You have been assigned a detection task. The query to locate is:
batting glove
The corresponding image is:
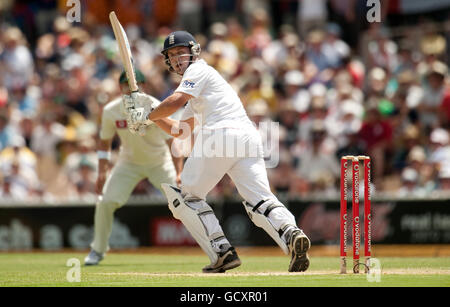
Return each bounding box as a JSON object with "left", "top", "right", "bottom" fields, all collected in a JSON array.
[
  {"left": 128, "top": 107, "right": 153, "bottom": 125},
  {"left": 122, "top": 92, "right": 158, "bottom": 135},
  {"left": 122, "top": 92, "right": 157, "bottom": 114},
  {"left": 122, "top": 94, "right": 135, "bottom": 114}
]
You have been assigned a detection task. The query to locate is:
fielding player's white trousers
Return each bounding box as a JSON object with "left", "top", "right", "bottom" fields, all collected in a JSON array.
[
  {"left": 91, "top": 159, "right": 176, "bottom": 254},
  {"left": 180, "top": 128, "right": 298, "bottom": 256}
]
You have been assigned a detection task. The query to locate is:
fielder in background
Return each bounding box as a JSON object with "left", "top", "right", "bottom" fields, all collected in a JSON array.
[
  {"left": 84, "top": 70, "right": 184, "bottom": 265},
  {"left": 127, "top": 31, "right": 311, "bottom": 273}
]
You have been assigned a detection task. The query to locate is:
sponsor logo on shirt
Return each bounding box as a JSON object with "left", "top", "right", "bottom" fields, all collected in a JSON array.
[
  {"left": 115, "top": 120, "right": 128, "bottom": 129},
  {"left": 182, "top": 80, "right": 195, "bottom": 89}
]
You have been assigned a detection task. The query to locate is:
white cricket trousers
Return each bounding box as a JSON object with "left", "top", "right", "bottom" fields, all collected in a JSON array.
[
  {"left": 180, "top": 127, "right": 297, "bottom": 235},
  {"left": 91, "top": 159, "right": 176, "bottom": 254}
]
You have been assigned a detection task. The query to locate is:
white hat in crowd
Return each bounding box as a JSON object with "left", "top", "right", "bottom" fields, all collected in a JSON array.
[{"left": 430, "top": 128, "right": 449, "bottom": 145}]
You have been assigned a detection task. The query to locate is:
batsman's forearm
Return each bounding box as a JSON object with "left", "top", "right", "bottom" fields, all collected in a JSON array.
[
  {"left": 148, "top": 93, "right": 187, "bottom": 121},
  {"left": 154, "top": 118, "right": 184, "bottom": 138}
]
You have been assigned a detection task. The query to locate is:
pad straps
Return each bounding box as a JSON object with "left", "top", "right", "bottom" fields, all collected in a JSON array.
[{"left": 247, "top": 200, "right": 285, "bottom": 217}]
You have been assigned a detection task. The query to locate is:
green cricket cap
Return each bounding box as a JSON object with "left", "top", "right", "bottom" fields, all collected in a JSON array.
[{"left": 119, "top": 70, "right": 146, "bottom": 84}]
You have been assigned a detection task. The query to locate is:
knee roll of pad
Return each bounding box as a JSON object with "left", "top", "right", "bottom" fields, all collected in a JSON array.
[
  {"left": 161, "top": 183, "right": 183, "bottom": 219},
  {"left": 161, "top": 183, "right": 227, "bottom": 263},
  {"left": 243, "top": 199, "right": 296, "bottom": 255}
]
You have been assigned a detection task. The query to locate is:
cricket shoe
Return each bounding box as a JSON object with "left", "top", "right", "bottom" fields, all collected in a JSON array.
[
  {"left": 84, "top": 249, "right": 104, "bottom": 266},
  {"left": 288, "top": 229, "right": 311, "bottom": 272},
  {"left": 202, "top": 245, "right": 241, "bottom": 273}
]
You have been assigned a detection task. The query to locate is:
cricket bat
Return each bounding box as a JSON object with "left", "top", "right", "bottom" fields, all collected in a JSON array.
[
  {"left": 109, "top": 11, "right": 138, "bottom": 93},
  {"left": 110, "top": 11, "right": 147, "bottom": 136}
]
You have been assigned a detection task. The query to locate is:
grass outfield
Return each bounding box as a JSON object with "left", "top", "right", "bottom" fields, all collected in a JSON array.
[{"left": 0, "top": 247, "right": 449, "bottom": 287}]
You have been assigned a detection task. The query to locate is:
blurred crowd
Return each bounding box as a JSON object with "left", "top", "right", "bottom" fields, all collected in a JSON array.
[{"left": 0, "top": 0, "right": 449, "bottom": 203}]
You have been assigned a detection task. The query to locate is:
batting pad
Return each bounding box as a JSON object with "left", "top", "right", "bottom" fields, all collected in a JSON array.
[
  {"left": 243, "top": 200, "right": 297, "bottom": 254},
  {"left": 161, "top": 183, "right": 229, "bottom": 264}
]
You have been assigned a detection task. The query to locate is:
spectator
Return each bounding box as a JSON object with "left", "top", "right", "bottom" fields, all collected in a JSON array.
[
  {"left": 9, "top": 85, "right": 40, "bottom": 117},
  {"left": 407, "top": 145, "right": 427, "bottom": 173},
  {"left": 335, "top": 129, "right": 365, "bottom": 159},
  {"left": 0, "top": 113, "right": 19, "bottom": 150},
  {"left": 366, "top": 27, "right": 398, "bottom": 74},
  {"left": 389, "top": 69, "right": 422, "bottom": 127},
  {"left": 440, "top": 85, "right": 450, "bottom": 129},
  {"left": 329, "top": 99, "right": 363, "bottom": 150},
  {"left": 30, "top": 112, "right": 67, "bottom": 195},
  {"left": 428, "top": 127, "right": 450, "bottom": 185},
  {"left": 74, "top": 157, "right": 97, "bottom": 201},
  {"left": 0, "top": 27, "right": 34, "bottom": 91},
  {"left": 418, "top": 61, "right": 448, "bottom": 130},
  {"left": 330, "top": 70, "right": 364, "bottom": 104},
  {"left": 357, "top": 102, "right": 393, "bottom": 186},
  {"left": 391, "top": 124, "right": 422, "bottom": 171},
  {"left": 0, "top": 135, "right": 40, "bottom": 200},
  {"left": 328, "top": 0, "right": 359, "bottom": 47},
  {"left": 296, "top": 120, "right": 340, "bottom": 193},
  {"left": 393, "top": 39, "right": 416, "bottom": 76},
  {"left": 268, "top": 149, "right": 299, "bottom": 196},
  {"left": 283, "top": 70, "right": 310, "bottom": 114},
  {"left": 243, "top": 8, "right": 272, "bottom": 57},
  {"left": 239, "top": 58, "right": 276, "bottom": 112},
  {"left": 296, "top": 0, "right": 328, "bottom": 40},
  {"left": 0, "top": 135, "right": 36, "bottom": 173},
  {"left": 0, "top": 175, "right": 30, "bottom": 202},
  {"left": 31, "top": 113, "right": 66, "bottom": 162},
  {"left": 245, "top": 99, "right": 279, "bottom": 166},
  {"left": 18, "top": 115, "right": 34, "bottom": 148},
  {"left": 305, "top": 29, "right": 330, "bottom": 73},
  {"left": 322, "top": 23, "right": 351, "bottom": 69},
  {"left": 208, "top": 22, "right": 239, "bottom": 63},
  {"left": 177, "top": 0, "right": 203, "bottom": 35},
  {"left": 262, "top": 27, "right": 302, "bottom": 70},
  {"left": 417, "top": 31, "right": 446, "bottom": 78},
  {"left": 396, "top": 167, "right": 427, "bottom": 198},
  {"left": 278, "top": 102, "right": 301, "bottom": 149},
  {"left": 63, "top": 137, "right": 97, "bottom": 186},
  {"left": 206, "top": 22, "right": 240, "bottom": 79},
  {"left": 438, "top": 164, "right": 450, "bottom": 191},
  {"left": 299, "top": 95, "right": 330, "bottom": 143},
  {"left": 406, "top": 145, "right": 436, "bottom": 194},
  {"left": 365, "top": 67, "right": 388, "bottom": 102},
  {"left": 224, "top": 17, "right": 246, "bottom": 55},
  {"left": 247, "top": 99, "right": 271, "bottom": 126}
]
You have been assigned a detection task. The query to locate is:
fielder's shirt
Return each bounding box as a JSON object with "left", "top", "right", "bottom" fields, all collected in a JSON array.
[{"left": 100, "top": 96, "right": 172, "bottom": 166}]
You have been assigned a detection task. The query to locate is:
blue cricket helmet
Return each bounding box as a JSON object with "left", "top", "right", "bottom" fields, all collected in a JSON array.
[{"left": 161, "top": 31, "right": 201, "bottom": 73}]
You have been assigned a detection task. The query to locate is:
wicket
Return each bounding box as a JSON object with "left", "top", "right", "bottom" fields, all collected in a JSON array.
[{"left": 340, "top": 155, "right": 371, "bottom": 274}]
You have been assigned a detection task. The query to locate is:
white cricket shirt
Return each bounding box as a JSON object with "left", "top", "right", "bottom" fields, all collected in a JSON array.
[
  {"left": 100, "top": 96, "right": 172, "bottom": 166},
  {"left": 175, "top": 59, "right": 254, "bottom": 130}
]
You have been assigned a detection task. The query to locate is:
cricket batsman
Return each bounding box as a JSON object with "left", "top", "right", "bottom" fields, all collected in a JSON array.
[
  {"left": 126, "top": 31, "right": 310, "bottom": 273},
  {"left": 84, "top": 70, "right": 183, "bottom": 265}
]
